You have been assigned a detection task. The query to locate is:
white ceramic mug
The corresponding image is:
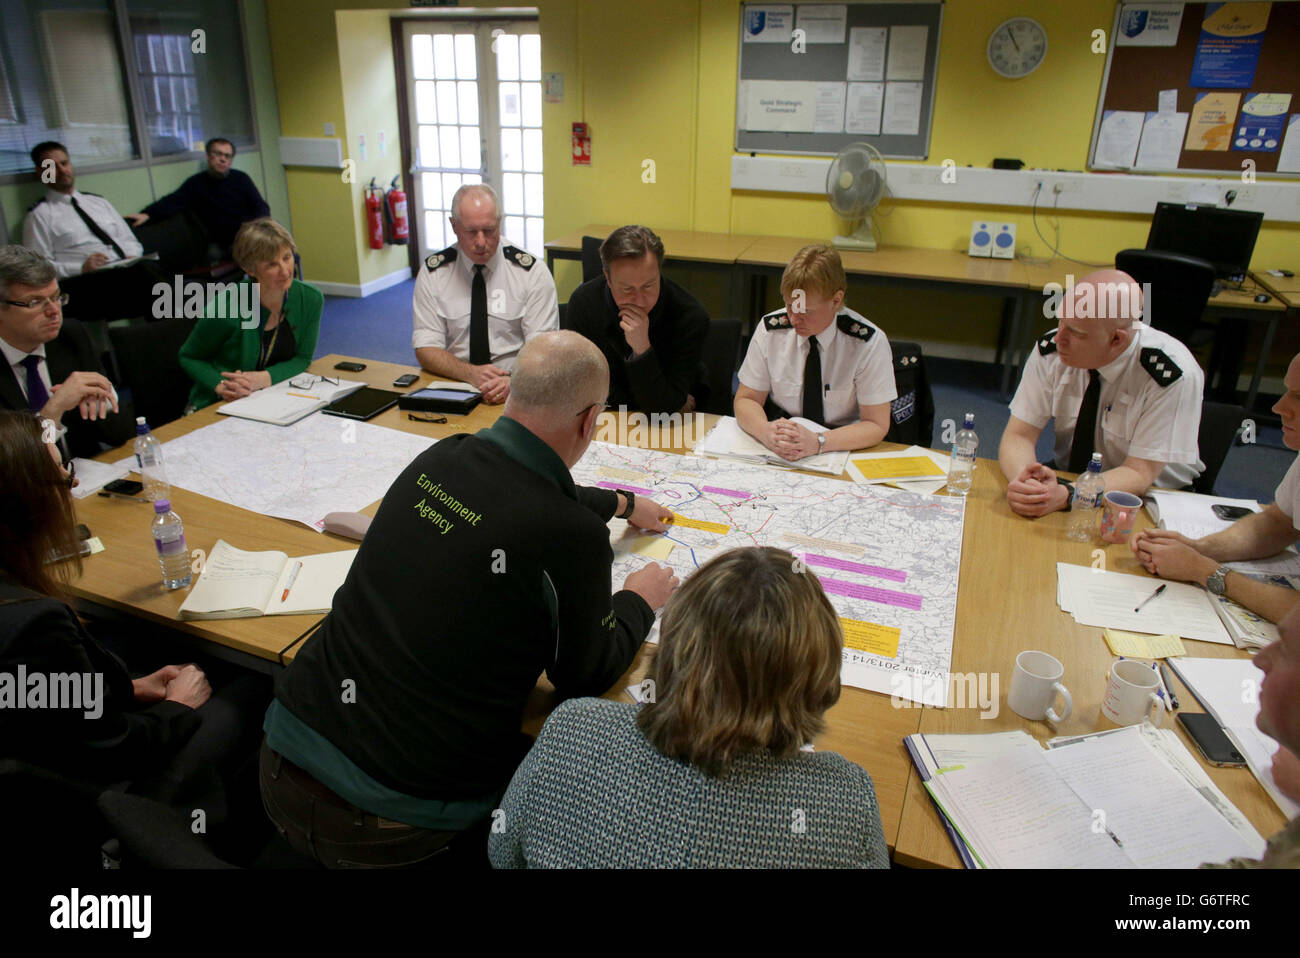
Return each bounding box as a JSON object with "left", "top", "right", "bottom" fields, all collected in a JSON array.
[
  {"left": 1008, "top": 650, "right": 1073, "bottom": 723},
  {"left": 1101, "top": 659, "right": 1168, "bottom": 727}
]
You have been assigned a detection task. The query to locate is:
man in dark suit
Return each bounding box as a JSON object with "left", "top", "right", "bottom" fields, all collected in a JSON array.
[{"left": 0, "top": 245, "right": 133, "bottom": 458}]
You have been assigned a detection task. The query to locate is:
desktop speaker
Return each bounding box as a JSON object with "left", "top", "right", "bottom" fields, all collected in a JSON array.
[{"left": 969, "top": 221, "right": 1017, "bottom": 259}]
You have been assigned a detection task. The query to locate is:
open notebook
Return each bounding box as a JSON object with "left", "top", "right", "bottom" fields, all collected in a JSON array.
[
  {"left": 178, "top": 539, "right": 357, "bottom": 619},
  {"left": 217, "top": 376, "right": 366, "bottom": 426},
  {"left": 693, "top": 416, "right": 850, "bottom": 476}
]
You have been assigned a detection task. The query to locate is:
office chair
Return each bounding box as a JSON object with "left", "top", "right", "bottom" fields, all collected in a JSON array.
[
  {"left": 1192, "top": 400, "right": 1245, "bottom": 495},
  {"left": 132, "top": 209, "right": 239, "bottom": 280},
  {"left": 884, "top": 341, "right": 935, "bottom": 448},
  {"left": 581, "top": 235, "right": 604, "bottom": 283},
  {"left": 107, "top": 317, "right": 198, "bottom": 428},
  {"left": 1115, "top": 248, "right": 1225, "bottom": 393},
  {"left": 696, "top": 318, "right": 743, "bottom": 415}
]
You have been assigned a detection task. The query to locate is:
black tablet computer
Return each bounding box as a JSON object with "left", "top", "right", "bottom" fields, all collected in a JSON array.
[
  {"left": 397, "top": 386, "right": 482, "bottom": 415},
  {"left": 320, "top": 386, "right": 401, "bottom": 421}
]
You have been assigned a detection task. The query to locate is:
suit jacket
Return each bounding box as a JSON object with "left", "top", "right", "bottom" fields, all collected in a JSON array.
[{"left": 0, "top": 318, "right": 135, "bottom": 458}]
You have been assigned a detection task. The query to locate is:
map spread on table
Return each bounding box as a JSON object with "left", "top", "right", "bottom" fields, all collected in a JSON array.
[{"left": 575, "top": 442, "right": 966, "bottom": 706}]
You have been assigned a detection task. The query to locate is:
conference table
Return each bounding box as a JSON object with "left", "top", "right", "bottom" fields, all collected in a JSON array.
[{"left": 70, "top": 352, "right": 1287, "bottom": 867}]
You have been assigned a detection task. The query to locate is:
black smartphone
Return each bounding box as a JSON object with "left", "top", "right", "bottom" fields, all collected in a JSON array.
[
  {"left": 1211, "top": 504, "right": 1253, "bottom": 521},
  {"left": 334, "top": 361, "right": 366, "bottom": 372},
  {"left": 1178, "top": 713, "right": 1246, "bottom": 767},
  {"left": 99, "top": 479, "right": 145, "bottom": 499},
  {"left": 392, "top": 373, "right": 419, "bottom": 388}
]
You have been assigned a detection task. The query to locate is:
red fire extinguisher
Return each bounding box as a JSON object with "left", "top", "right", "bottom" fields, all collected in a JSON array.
[
  {"left": 384, "top": 175, "right": 409, "bottom": 246},
  {"left": 365, "top": 179, "right": 384, "bottom": 250}
]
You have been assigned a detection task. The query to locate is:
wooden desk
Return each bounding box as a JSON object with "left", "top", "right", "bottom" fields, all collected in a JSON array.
[
  {"left": 891, "top": 486, "right": 1287, "bottom": 868},
  {"left": 738, "top": 236, "right": 1031, "bottom": 393},
  {"left": 1255, "top": 270, "right": 1300, "bottom": 310},
  {"left": 1020, "top": 261, "right": 1289, "bottom": 413}
]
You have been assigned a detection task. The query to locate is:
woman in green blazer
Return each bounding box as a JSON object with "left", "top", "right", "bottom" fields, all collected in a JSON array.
[{"left": 178, "top": 218, "right": 323, "bottom": 410}]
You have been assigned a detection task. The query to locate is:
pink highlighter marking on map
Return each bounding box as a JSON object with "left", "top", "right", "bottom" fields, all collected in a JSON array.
[
  {"left": 596, "top": 481, "right": 656, "bottom": 497},
  {"left": 817, "top": 576, "right": 922, "bottom": 610},
  {"left": 701, "top": 486, "right": 752, "bottom": 500},
  {"left": 803, "top": 553, "right": 906, "bottom": 583}
]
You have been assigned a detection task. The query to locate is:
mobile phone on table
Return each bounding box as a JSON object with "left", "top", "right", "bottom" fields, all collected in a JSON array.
[
  {"left": 98, "top": 479, "right": 145, "bottom": 499},
  {"left": 1178, "top": 712, "right": 1246, "bottom": 767},
  {"left": 392, "top": 373, "right": 420, "bottom": 388},
  {"left": 1211, "top": 504, "right": 1253, "bottom": 521},
  {"left": 334, "top": 361, "right": 366, "bottom": 372}
]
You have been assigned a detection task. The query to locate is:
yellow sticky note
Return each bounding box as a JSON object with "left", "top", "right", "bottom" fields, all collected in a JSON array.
[
  {"left": 668, "top": 514, "right": 730, "bottom": 535},
  {"left": 851, "top": 456, "right": 945, "bottom": 480},
  {"left": 839, "top": 618, "right": 902, "bottom": 657},
  {"left": 629, "top": 535, "right": 674, "bottom": 560},
  {"left": 1103, "top": 628, "right": 1187, "bottom": 659}
]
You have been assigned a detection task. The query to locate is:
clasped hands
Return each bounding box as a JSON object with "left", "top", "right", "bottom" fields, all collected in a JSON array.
[
  {"left": 1006, "top": 463, "right": 1070, "bottom": 517},
  {"left": 215, "top": 369, "right": 272, "bottom": 401},
  {"left": 469, "top": 364, "right": 511, "bottom": 405},
  {"left": 763, "top": 418, "right": 819, "bottom": 461},
  {"left": 1130, "top": 528, "right": 1218, "bottom": 583},
  {"left": 44, "top": 371, "right": 118, "bottom": 422}
]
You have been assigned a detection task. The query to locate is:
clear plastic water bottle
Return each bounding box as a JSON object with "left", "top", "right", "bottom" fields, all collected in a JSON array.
[
  {"left": 946, "top": 412, "right": 978, "bottom": 496},
  {"left": 1067, "top": 453, "right": 1105, "bottom": 542},
  {"left": 152, "top": 499, "right": 192, "bottom": 590},
  {"left": 133, "top": 417, "right": 170, "bottom": 502}
]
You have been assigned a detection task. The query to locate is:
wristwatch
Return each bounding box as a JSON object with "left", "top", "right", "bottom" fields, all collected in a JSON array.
[
  {"left": 1056, "top": 477, "right": 1075, "bottom": 508},
  {"left": 615, "top": 489, "right": 636, "bottom": 520},
  {"left": 1206, "top": 565, "right": 1231, "bottom": 595},
  {"left": 816, "top": 433, "right": 826, "bottom": 452}
]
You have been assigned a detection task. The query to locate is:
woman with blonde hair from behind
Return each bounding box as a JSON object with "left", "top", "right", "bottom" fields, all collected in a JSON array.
[{"left": 489, "top": 546, "right": 889, "bottom": 868}]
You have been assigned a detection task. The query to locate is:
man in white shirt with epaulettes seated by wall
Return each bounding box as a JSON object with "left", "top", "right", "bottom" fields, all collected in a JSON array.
[{"left": 998, "top": 268, "right": 1204, "bottom": 517}]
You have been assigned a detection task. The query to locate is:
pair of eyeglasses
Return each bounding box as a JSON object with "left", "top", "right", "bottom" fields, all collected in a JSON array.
[
  {"left": 407, "top": 412, "right": 448, "bottom": 424},
  {"left": 288, "top": 374, "right": 339, "bottom": 390},
  {"left": 5, "top": 293, "right": 69, "bottom": 311},
  {"left": 576, "top": 401, "right": 611, "bottom": 418},
  {"left": 208, "top": 150, "right": 234, "bottom": 159}
]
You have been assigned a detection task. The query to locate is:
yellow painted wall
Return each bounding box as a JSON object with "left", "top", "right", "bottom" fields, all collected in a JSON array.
[{"left": 265, "top": 0, "right": 1298, "bottom": 359}]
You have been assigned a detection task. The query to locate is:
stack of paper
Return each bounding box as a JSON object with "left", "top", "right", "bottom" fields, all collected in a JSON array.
[
  {"left": 1146, "top": 490, "right": 1300, "bottom": 577},
  {"left": 217, "top": 376, "right": 366, "bottom": 426},
  {"left": 911, "top": 725, "right": 1267, "bottom": 868},
  {"left": 846, "top": 446, "right": 952, "bottom": 495},
  {"left": 1210, "top": 593, "right": 1280, "bottom": 649},
  {"left": 69, "top": 457, "right": 132, "bottom": 498},
  {"left": 1056, "top": 563, "right": 1231, "bottom": 644},
  {"left": 693, "top": 415, "right": 849, "bottom": 476},
  {"left": 1167, "top": 656, "right": 1299, "bottom": 818}
]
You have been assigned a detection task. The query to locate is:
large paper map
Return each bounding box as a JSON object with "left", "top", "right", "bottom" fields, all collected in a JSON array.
[
  {"left": 142, "top": 415, "right": 435, "bottom": 530},
  {"left": 574, "top": 442, "right": 966, "bottom": 706}
]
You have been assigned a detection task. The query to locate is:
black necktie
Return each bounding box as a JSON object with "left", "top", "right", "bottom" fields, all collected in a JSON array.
[
  {"left": 70, "top": 195, "right": 125, "bottom": 260},
  {"left": 1067, "top": 369, "right": 1101, "bottom": 474},
  {"left": 802, "top": 337, "right": 824, "bottom": 425},
  {"left": 469, "top": 264, "right": 489, "bottom": 365},
  {"left": 20, "top": 355, "right": 50, "bottom": 412}
]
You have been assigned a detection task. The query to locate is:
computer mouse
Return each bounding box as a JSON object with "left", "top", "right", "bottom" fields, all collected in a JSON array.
[{"left": 1255, "top": 293, "right": 1272, "bottom": 303}]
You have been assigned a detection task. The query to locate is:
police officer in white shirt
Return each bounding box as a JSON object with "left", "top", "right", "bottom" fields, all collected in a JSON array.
[
  {"left": 22, "top": 142, "right": 163, "bottom": 322},
  {"left": 735, "top": 245, "right": 896, "bottom": 460},
  {"left": 412, "top": 183, "right": 558, "bottom": 405},
  {"left": 1000, "top": 268, "right": 1204, "bottom": 517},
  {"left": 1130, "top": 351, "right": 1300, "bottom": 625}
]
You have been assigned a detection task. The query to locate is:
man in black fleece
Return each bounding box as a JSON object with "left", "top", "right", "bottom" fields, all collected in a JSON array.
[{"left": 260, "top": 330, "right": 678, "bottom": 867}]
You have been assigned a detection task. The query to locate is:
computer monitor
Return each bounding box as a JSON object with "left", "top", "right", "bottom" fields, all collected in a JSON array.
[{"left": 1145, "top": 202, "right": 1264, "bottom": 282}]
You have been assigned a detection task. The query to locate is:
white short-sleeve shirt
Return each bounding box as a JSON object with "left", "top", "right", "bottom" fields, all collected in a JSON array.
[
  {"left": 22, "top": 189, "right": 143, "bottom": 280},
  {"left": 411, "top": 241, "right": 558, "bottom": 371},
  {"left": 737, "top": 306, "right": 896, "bottom": 428},
  {"left": 1008, "top": 322, "right": 1204, "bottom": 488},
  {"left": 1273, "top": 455, "right": 1300, "bottom": 525}
]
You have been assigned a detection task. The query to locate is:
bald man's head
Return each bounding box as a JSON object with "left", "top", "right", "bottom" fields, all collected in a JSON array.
[
  {"left": 1055, "top": 269, "right": 1144, "bottom": 370},
  {"left": 507, "top": 330, "right": 609, "bottom": 419}
]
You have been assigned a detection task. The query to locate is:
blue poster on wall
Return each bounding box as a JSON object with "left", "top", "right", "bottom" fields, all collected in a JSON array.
[
  {"left": 1189, "top": 2, "right": 1271, "bottom": 89},
  {"left": 1232, "top": 92, "right": 1292, "bottom": 151}
]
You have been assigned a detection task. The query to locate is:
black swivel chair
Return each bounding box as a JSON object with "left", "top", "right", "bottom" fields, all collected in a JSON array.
[
  {"left": 1115, "top": 248, "right": 1220, "bottom": 390},
  {"left": 1192, "top": 400, "right": 1246, "bottom": 495},
  {"left": 884, "top": 340, "right": 935, "bottom": 448},
  {"left": 580, "top": 235, "right": 604, "bottom": 283},
  {"left": 132, "top": 208, "right": 239, "bottom": 280},
  {"left": 696, "top": 318, "right": 743, "bottom": 415},
  {"left": 107, "top": 317, "right": 198, "bottom": 428}
]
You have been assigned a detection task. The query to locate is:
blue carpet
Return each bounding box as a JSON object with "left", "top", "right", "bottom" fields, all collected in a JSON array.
[{"left": 316, "top": 286, "right": 1291, "bottom": 504}]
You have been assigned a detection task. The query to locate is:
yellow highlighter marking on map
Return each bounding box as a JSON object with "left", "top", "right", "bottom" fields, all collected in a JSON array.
[
  {"left": 850, "top": 456, "right": 945, "bottom": 480},
  {"left": 839, "top": 618, "right": 902, "bottom": 658},
  {"left": 668, "top": 514, "right": 730, "bottom": 535}
]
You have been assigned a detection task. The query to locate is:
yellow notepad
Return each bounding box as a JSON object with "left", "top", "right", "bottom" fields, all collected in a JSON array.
[
  {"left": 1103, "top": 628, "right": 1187, "bottom": 659},
  {"left": 850, "top": 455, "right": 946, "bottom": 480}
]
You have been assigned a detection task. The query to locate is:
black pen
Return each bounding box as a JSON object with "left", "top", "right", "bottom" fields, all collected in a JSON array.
[
  {"left": 1134, "top": 583, "right": 1166, "bottom": 612},
  {"left": 1159, "top": 663, "right": 1180, "bottom": 709}
]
